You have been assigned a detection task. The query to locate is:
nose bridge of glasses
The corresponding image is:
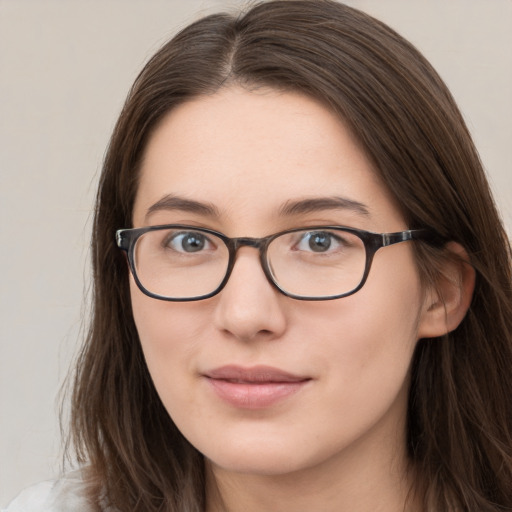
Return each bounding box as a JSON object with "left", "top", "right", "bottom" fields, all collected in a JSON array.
[
  {"left": 228, "top": 236, "right": 271, "bottom": 279},
  {"left": 224, "top": 236, "right": 273, "bottom": 290},
  {"left": 231, "top": 237, "right": 265, "bottom": 252}
]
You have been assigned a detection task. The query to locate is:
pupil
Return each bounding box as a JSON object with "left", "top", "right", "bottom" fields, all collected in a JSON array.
[
  {"left": 182, "top": 233, "right": 205, "bottom": 252},
  {"left": 309, "top": 233, "right": 331, "bottom": 252}
]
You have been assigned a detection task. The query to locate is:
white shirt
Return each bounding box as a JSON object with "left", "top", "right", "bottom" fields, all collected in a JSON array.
[{"left": 2, "top": 470, "right": 97, "bottom": 512}]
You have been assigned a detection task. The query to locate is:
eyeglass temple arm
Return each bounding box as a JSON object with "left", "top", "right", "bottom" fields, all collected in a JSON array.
[
  {"left": 381, "top": 229, "right": 444, "bottom": 247},
  {"left": 116, "top": 230, "right": 131, "bottom": 250}
]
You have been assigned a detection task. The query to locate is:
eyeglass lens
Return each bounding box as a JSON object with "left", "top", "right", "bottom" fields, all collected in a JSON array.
[{"left": 132, "top": 227, "right": 367, "bottom": 299}]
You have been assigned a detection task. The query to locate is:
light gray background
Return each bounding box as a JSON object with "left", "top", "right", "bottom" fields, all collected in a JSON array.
[{"left": 1, "top": 0, "right": 511, "bottom": 505}]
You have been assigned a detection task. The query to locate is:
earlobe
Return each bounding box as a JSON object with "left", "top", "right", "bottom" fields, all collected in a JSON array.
[{"left": 417, "top": 242, "right": 476, "bottom": 339}]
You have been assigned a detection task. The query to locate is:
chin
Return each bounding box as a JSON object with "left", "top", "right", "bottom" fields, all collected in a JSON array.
[
  {"left": 196, "top": 429, "right": 332, "bottom": 478},
  {"left": 207, "top": 451, "right": 311, "bottom": 477}
]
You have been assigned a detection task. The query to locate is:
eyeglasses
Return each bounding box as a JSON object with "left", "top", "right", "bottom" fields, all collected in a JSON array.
[{"left": 116, "top": 224, "right": 439, "bottom": 301}]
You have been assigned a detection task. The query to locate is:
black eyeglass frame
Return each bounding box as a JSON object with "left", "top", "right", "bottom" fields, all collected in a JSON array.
[{"left": 116, "top": 224, "right": 442, "bottom": 302}]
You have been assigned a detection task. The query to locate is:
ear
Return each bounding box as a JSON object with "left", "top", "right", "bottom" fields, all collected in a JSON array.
[{"left": 417, "top": 242, "right": 476, "bottom": 339}]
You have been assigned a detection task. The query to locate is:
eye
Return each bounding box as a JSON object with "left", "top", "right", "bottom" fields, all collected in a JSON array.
[
  {"left": 296, "top": 231, "right": 344, "bottom": 253},
  {"left": 164, "top": 230, "right": 214, "bottom": 253}
]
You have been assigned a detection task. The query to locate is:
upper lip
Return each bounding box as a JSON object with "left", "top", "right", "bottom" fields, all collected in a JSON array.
[{"left": 204, "top": 365, "right": 310, "bottom": 383}]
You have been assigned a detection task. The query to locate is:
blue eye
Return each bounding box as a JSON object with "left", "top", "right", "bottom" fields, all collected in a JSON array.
[
  {"left": 297, "top": 231, "right": 342, "bottom": 253},
  {"left": 308, "top": 232, "right": 332, "bottom": 252},
  {"left": 166, "top": 231, "right": 212, "bottom": 253}
]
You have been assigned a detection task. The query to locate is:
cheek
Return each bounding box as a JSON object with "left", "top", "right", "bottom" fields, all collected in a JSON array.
[
  {"left": 295, "top": 247, "right": 424, "bottom": 399},
  {"left": 353, "top": 257, "right": 423, "bottom": 384},
  {"left": 129, "top": 278, "right": 206, "bottom": 392},
  {"left": 294, "top": 296, "right": 418, "bottom": 399}
]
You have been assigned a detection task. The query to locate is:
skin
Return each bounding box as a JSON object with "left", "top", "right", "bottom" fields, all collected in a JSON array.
[{"left": 130, "top": 86, "right": 444, "bottom": 511}]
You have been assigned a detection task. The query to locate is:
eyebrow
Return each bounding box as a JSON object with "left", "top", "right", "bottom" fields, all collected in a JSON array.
[
  {"left": 278, "top": 196, "right": 371, "bottom": 217},
  {"left": 145, "top": 194, "right": 370, "bottom": 222},
  {"left": 146, "top": 194, "right": 221, "bottom": 220}
]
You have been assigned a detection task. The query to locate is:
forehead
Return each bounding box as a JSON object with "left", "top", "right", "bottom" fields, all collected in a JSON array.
[{"left": 133, "top": 86, "right": 403, "bottom": 232}]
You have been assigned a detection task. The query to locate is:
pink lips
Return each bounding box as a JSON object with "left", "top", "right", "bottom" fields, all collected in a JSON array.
[{"left": 203, "top": 365, "right": 311, "bottom": 409}]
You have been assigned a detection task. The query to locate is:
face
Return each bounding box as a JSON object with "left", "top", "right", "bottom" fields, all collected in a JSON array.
[{"left": 130, "top": 87, "right": 432, "bottom": 481}]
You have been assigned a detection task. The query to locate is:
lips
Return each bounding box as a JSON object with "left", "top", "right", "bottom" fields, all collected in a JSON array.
[{"left": 203, "top": 365, "right": 311, "bottom": 409}]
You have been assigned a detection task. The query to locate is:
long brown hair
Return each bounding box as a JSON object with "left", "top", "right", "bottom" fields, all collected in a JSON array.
[{"left": 69, "top": 1, "right": 512, "bottom": 510}]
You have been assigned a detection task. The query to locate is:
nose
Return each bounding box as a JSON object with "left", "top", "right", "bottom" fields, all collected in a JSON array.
[{"left": 213, "top": 247, "right": 288, "bottom": 342}]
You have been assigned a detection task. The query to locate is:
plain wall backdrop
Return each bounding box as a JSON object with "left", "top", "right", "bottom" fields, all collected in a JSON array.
[{"left": 1, "top": 0, "right": 511, "bottom": 505}]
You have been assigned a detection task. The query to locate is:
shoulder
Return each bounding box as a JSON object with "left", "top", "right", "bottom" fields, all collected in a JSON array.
[{"left": 2, "top": 469, "right": 99, "bottom": 512}]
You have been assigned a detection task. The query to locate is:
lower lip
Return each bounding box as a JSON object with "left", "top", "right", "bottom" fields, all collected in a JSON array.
[{"left": 206, "top": 378, "right": 309, "bottom": 409}]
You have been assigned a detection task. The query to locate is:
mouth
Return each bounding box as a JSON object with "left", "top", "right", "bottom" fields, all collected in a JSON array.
[{"left": 203, "top": 365, "right": 312, "bottom": 409}]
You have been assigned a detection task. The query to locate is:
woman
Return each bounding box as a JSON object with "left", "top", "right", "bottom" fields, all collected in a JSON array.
[{"left": 5, "top": 1, "right": 511, "bottom": 511}]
